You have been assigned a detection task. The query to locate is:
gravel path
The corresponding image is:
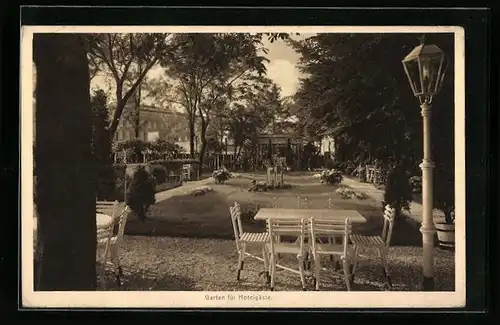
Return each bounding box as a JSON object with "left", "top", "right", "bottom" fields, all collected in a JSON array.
[{"left": 101, "top": 236, "right": 455, "bottom": 292}]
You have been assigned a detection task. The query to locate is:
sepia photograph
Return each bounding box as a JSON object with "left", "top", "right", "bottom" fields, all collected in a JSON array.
[{"left": 21, "top": 25, "right": 466, "bottom": 309}]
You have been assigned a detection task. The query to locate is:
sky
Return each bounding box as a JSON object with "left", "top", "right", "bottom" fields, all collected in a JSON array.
[{"left": 90, "top": 33, "right": 315, "bottom": 104}]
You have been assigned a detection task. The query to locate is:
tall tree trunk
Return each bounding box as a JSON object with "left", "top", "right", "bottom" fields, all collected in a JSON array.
[
  {"left": 34, "top": 34, "right": 96, "bottom": 290},
  {"left": 189, "top": 118, "right": 195, "bottom": 158},
  {"left": 198, "top": 121, "right": 208, "bottom": 177},
  {"left": 133, "top": 85, "right": 141, "bottom": 140}
]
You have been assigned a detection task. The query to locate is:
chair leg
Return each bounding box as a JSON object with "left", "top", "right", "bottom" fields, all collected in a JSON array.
[
  {"left": 270, "top": 255, "right": 277, "bottom": 291},
  {"left": 314, "top": 254, "right": 320, "bottom": 291},
  {"left": 262, "top": 245, "right": 270, "bottom": 284},
  {"left": 236, "top": 245, "right": 245, "bottom": 280},
  {"left": 110, "top": 245, "right": 122, "bottom": 286},
  {"left": 342, "top": 257, "right": 352, "bottom": 291},
  {"left": 379, "top": 249, "right": 392, "bottom": 289},
  {"left": 297, "top": 254, "right": 306, "bottom": 291},
  {"left": 350, "top": 245, "right": 359, "bottom": 282}
]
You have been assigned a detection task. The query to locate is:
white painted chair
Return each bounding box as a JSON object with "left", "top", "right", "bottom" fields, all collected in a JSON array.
[
  {"left": 96, "top": 200, "right": 119, "bottom": 219},
  {"left": 96, "top": 217, "right": 114, "bottom": 289},
  {"left": 100, "top": 205, "right": 130, "bottom": 286},
  {"left": 229, "top": 202, "right": 270, "bottom": 283},
  {"left": 309, "top": 218, "right": 353, "bottom": 291},
  {"left": 182, "top": 164, "right": 191, "bottom": 181},
  {"left": 349, "top": 205, "right": 396, "bottom": 288},
  {"left": 266, "top": 218, "right": 308, "bottom": 291}
]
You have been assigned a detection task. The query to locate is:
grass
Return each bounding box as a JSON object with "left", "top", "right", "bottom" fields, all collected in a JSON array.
[{"left": 125, "top": 173, "right": 386, "bottom": 240}]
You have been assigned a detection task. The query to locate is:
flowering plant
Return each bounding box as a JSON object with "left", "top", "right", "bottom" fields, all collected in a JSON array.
[
  {"left": 319, "top": 169, "right": 343, "bottom": 185},
  {"left": 335, "top": 187, "right": 366, "bottom": 200},
  {"left": 212, "top": 167, "right": 232, "bottom": 184}
]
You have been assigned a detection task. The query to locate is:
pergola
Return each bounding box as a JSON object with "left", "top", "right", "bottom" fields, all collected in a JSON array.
[{"left": 255, "top": 133, "right": 303, "bottom": 170}]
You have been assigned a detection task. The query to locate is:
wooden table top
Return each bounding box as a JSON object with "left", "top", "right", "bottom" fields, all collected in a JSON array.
[{"left": 254, "top": 208, "right": 367, "bottom": 223}]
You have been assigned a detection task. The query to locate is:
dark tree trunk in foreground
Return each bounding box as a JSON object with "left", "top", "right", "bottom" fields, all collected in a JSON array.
[{"left": 34, "top": 34, "right": 96, "bottom": 290}]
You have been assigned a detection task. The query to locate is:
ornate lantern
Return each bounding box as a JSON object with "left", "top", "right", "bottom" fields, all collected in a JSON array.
[{"left": 402, "top": 36, "right": 448, "bottom": 104}]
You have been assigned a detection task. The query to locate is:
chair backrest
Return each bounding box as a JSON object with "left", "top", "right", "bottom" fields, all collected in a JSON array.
[
  {"left": 114, "top": 205, "right": 130, "bottom": 241},
  {"left": 381, "top": 205, "right": 396, "bottom": 247},
  {"left": 96, "top": 218, "right": 114, "bottom": 259},
  {"left": 229, "top": 202, "right": 244, "bottom": 250},
  {"left": 267, "top": 218, "right": 307, "bottom": 255},
  {"left": 310, "top": 218, "right": 352, "bottom": 256},
  {"left": 96, "top": 200, "right": 119, "bottom": 218}
]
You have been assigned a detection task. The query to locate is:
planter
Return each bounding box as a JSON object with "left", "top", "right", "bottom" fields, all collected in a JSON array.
[{"left": 435, "top": 222, "right": 455, "bottom": 248}]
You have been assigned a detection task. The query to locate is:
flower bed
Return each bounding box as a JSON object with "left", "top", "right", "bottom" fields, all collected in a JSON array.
[
  {"left": 212, "top": 167, "right": 232, "bottom": 184},
  {"left": 319, "top": 169, "right": 343, "bottom": 185},
  {"left": 335, "top": 186, "right": 366, "bottom": 200}
]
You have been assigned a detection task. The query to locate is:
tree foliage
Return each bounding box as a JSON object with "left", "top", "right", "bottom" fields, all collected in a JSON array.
[
  {"left": 292, "top": 33, "right": 454, "bottom": 166},
  {"left": 86, "top": 33, "right": 183, "bottom": 139},
  {"left": 292, "top": 33, "right": 455, "bottom": 213}
]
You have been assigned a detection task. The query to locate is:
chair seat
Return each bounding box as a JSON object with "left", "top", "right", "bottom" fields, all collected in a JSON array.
[
  {"left": 312, "top": 243, "right": 345, "bottom": 255},
  {"left": 98, "top": 236, "right": 118, "bottom": 246},
  {"left": 266, "top": 242, "right": 307, "bottom": 255},
  {"left": 350, "top": 234, "right": 385, "bottom": 246},
  {"left": 239, "top": 232, "right": 269, "bottom": 243}
]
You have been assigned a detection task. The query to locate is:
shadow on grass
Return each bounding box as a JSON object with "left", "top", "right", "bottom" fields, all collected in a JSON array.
[{"left": 125, "top": 191, "right": 265, "bottom": 239}]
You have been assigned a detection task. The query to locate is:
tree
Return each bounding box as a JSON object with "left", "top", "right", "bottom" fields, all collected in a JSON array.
[
  {"left": 91, "top": 89, "right": 115, "bottom": 200},
  {"left": 291, "top": 33, "right": 454, "bottom": 170},
  {"left": 159, "top": 33, "right": 271, "bottom": 176},
  {"left": 34, "top": 34, "right": 96, "bottom": 290},
  {"left": 86, "top": 33, "right": 184, "bottom": 139}
]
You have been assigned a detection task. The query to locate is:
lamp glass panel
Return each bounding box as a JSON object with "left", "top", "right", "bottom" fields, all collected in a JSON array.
[
  {"left": 403, "top": 58, "right": 422, "bottom": 95},
  {"left": 420, "top": 55, "right": 443, "bottom": 94}
]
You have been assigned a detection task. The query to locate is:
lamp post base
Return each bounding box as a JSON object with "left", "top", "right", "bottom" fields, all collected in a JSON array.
[{"left": 422, "top": 276, "right": 435, "bottom": 291}]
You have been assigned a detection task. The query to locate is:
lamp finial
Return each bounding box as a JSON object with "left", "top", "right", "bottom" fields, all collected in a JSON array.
[{"left": 419, "top": 34, "right": 426, "bottom": 45}]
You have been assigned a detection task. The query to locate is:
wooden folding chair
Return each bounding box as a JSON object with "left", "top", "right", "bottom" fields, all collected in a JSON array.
[
  {"left": 309, "top": 217, "right": 353, "bottom": 291},
  {"left": 229, "top": 202, "right": 270, "bottom": 283},
  {"left": 349, "top": 205, "right": 396, "bottom": 288},
  {"left": 267, "top": 218, "right": 308, "bottom": 291},
  {"left": 96, "top": 218, "right": 114, "bottom": 289}
]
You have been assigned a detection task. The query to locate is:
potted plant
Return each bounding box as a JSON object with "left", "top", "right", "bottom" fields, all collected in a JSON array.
[{"left": 434, "top": 168, "right": 455, "bottom": 248}]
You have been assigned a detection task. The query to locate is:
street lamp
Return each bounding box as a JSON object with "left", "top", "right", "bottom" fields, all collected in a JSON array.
[{"left": 402, "top": 36, "right": 448, "bottom": 291}]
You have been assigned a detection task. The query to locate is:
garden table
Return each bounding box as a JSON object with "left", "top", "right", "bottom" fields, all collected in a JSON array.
[
  {"left": 34, "top": 213, "right": 113, "bottom": 242},
  {"left": 254, "top": 208, "right": 367, "bottom": 223}
]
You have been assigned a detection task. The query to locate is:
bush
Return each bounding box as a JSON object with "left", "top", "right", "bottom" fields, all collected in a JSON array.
[
  {"left": 150, "top": 164, "right": 167, "bottom": 185},
  {"left": 383, "top": 163, "right": 413, "bottom": 219},
  {"left": 212, "top": 167, "right": 232, "bottom": 184},
  {"left": 125, "top": 165, "right": 156, "bottom": 222},
  {"left": 409, "top": 175, "right": 422, "bottom": 194},
  {"left": 319, "top": 169, "right": 343, "bottom": 185},
  {"left": 434, "top": 166, "right": 455, "bottom": 224}
]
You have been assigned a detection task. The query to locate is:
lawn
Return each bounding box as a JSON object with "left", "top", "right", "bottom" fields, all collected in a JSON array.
[{"left": 101, "top": 171, "right": 454, "bottom": 292}]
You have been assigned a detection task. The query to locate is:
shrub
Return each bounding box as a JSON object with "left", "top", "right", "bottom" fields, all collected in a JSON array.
[
  {"left": 212, "top": 167, "right": 232, "bottom": 184},
  {"left": 383, "top": 163, "right": 413, "bottom": 219},
  {"left": 319, "top": 169, "right": 343, "bottom": 185},
  {"left": 434, "top": 166, "right": 455, "bottom": 224},
  {"left": 409, "top": 175, "right": 422, "bottom": 194},
  {"left": 125, "top": 165, "right": 156, "bottom": 222},
  {"left": 150, "top": 164, "right": 167, "bottom": 185}
]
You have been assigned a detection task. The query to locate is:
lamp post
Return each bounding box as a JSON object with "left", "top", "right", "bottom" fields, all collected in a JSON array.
[{"left": 402, "top": 36, "right": 448, "bottom": 291}]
